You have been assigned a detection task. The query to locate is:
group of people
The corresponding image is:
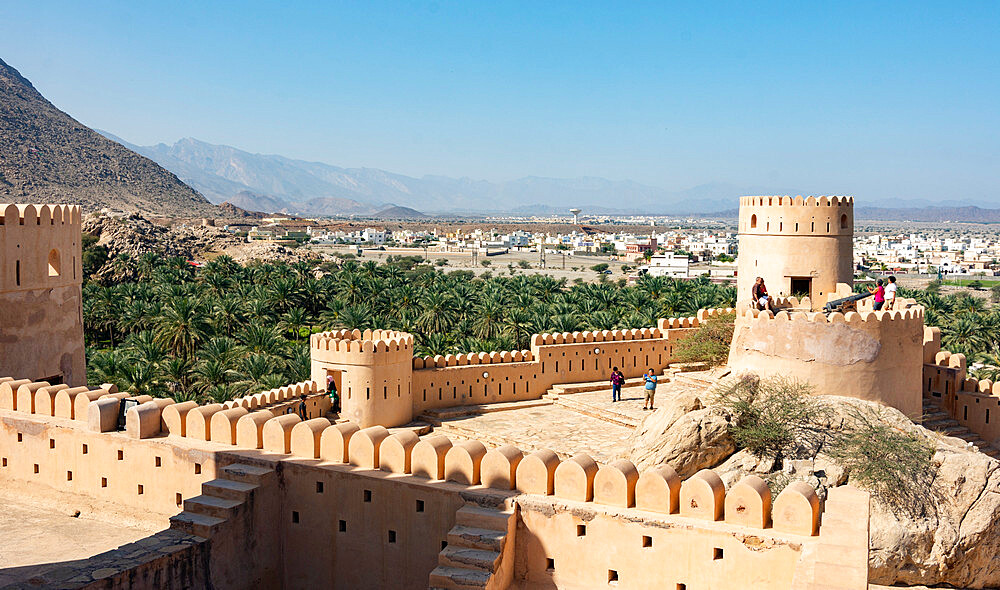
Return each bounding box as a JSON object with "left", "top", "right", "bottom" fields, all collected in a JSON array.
[
  {"left": 867, "top": 276, "right": 898, "bottom": 311},
  {"left": 609, "top": 367, "right": 658, "bottom": 411},
  {"left": 751, "top": 275, "right": 898, "bottom": 311}
]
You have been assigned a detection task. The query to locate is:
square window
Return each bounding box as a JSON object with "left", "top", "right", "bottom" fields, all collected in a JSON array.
[
  {"left": 388, "top": 530, "right": 396, "bottom": 543},
  {"left": 101, "top": 477, "right": 108, "bottom": 488},
  {"left": 338, "top": 520, "right": 347, "bottom": 532},
  {"left": 713, "top": 547, "right": 724, "bottom": 560},
  {"left": 576, "top": 524, "right": 586, "bottom": 537},
  {"left": 117, "top": 450, "right": 124, "bottom": 461},
  {"left": 416, "top": 499, "right": 425, "bottom": 512},
  {"left": 608, "top": 570, "right": 619, "bottom": 584},
  {"left": 137, "top": 484, "right": 144, "bottom": 495},
  {"left": 316, "top": 481, "right": 324, "bottom": 493},
  {"left": 155, "top": 457, "right": 162, "bottom": 467},
  {"left": 82, "top": 444, "right": 88, "bottom": 454},
  {"left": 546, "top": 558, "right": 555, "bottom": 571},
  {"left": 642, "top": 535, "right": 652, "bottom": 548},
  {"left": 292, "top": 511, "right": 300, "bottom": 523},
  {"left": 49, "top": 438, "right": 55, "bottom": 449},
  {"left": 194, "top": 463, "right": 202, "bottom": 475},
  {"left": 67, "top": 471, "right": 72, "bottom": 481},
  {"left": 363, "top": 489, "right": 372, "bottom": 502}
]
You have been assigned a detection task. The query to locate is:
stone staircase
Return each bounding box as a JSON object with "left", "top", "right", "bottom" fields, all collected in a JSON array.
[
  {"left": 429, "top": 500, "right": 516, "bottom": 590},
  {"left": 922, "top": 398, "right": 1000, "bottom": 459},
  {"left": 169, "top": 463, "right": 275, "bottom": 539}
]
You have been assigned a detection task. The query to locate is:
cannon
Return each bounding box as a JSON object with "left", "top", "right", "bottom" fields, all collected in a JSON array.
[{"left": 823, "top": 291, "right": 872, "bottom": 314}]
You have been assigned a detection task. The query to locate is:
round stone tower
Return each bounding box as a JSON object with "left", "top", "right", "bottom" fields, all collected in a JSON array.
[
  {"left": 310, "top": 329, "right": 414, "bottom": 428},
  {"left": 736, "top": 196, "right": 854, "bottom": 310}
]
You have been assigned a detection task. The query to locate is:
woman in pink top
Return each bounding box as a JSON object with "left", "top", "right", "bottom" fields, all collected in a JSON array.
[{"left": 868, "top": 279, "right": 885, "bottom": 311}]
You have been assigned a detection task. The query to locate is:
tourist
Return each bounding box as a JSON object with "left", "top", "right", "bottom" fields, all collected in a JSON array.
[
  {"left": 752, "top": 277, "right": 773, "bottom": 312},
  {"left": 643, "top": 369, "right": 657, "bottom": 410},
  {"left": 610, "top": 367, "right": 625, "bottom": 402},
  {"left": 868, "top": 279, "right": 885, "bottom": 311},
  {"left": 298, "top": 395, "right": 308, "bottom": 420},
  {"left": 885, "top": 275, "right": 898, "bottom": 309}
]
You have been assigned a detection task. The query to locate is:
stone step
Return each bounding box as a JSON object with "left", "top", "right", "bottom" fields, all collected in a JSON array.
[
  {"left": 169, "top": 511, "right": 225, "bottom": 539},
  {"left": 419, "top": 399, "right": 553, "bottom": 425},
  {"left": 447, "top": 525, "right": 506, "bottom": 552},
  {"left": 439, "top": 546, "right": 501, "bottom": 572},
  {"left": 389, "top": 421, "right": 432, "bottom": 437},
  {"left": 222, "top": 463, "right": 275, "bottom": 485},
  {"left": 954, "top": 432, "right": 979, "bottom": 442},
  {"left": 202, "top": 478, "right": 258, "bottom": 501},
  {"left": 183, "top": 494, "right": 241, "bottom": 520},
  {"left": 455, "top": 504, "right": 513, "bottom": 531},
  {"left": 551, "top": 397, "right": 639, "bottom": 428},
  {"left": 428, "top": 566, "right": 490, "bottom": 590}
]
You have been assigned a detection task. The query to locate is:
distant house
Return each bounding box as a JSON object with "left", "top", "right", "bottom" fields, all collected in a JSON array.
[{"left": 646, "top": 252, "right": 689, "bottom": 278}]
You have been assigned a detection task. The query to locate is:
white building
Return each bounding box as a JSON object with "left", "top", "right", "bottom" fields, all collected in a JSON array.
[
  {"left": 646, "top": 252, "right": 690, "bottom": 278},
  {"left": 361, "top": 228, "right": 387, "bottom": 245}
]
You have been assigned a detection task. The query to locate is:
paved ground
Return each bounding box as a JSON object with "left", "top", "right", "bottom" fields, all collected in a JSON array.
[
  {"left": 0, "top": 493, "right": 156, "bottom": 585},
  {"left": 432, "top": 376, "right": 710, "bottom": 462}
]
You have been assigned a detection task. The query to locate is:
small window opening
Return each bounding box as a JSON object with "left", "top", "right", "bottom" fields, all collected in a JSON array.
[
  {"left": 713, "top": 547, "right": 724, "bottom": 560},
  {"left": 176, "top": 493, "right": 183, "bottom": 506},
  {"left": 416, "top": 499, "right": 425, "bottom": 512},
  {"left": 292, "top": 511, "right": 300, "bottom": 523},
  {"left": 316, "top": 481, "right": 324, "bottom": 493},
  {"left": 576, "top": 524, "right": 587, "bottom": 537},
  {"left": 17, "top": 433, "right": 22, "bottom": 442},
  {"left": 442, "top": 540, "right": 448, "bottom": 550},
  {"left": 608, "top": 570, "right": 619, "bottom": 584},
  {"left": 48, "top": 249, "right": 61, "bottom": 277},
  {"left": 137, "top": 484, "right": 144, "bottom": 495},
  {"left": 750, "top": 214, "right": 757, "bottom": 229},
  {"left": 339, "top": 520, "right": 347, "bottom": 532},
  {"left": 155, "top": 456, "right": 162, "bottom": 467},
  {"left": 15, "top": 260, "right": 20, "bottom": 286},
  {"left": 194, "top": 463, "right": 202, "bottom": 474},
  {"left": 1, "top": 458, "right": 6, "bottom": 467},
  {"left": 388, "top": 530, "right": 396, "bottom": 543},
  {"left": 82, "top": 444, "right": 88, "bottom": 454},
  {"left": 642, "top": 535, "right": 652, "bottom": 548},
  {"left": 117, "top": 450, "right": 123, "bottom": 461},
  {"left": 49, "top": 439, "right": 55, "bottom": 449},
  {"left": 101, "top": 477, "right": 108, "bottom": 487},
  {"left": 840, "top": 213, "right": 848, "bottom": 229},
  {"left": 66, "top": 471, "right": 73, "bottom": 481},
  {"left": 364, "top": 489, "right": 372, "bottom": 502},
  {"left": 33, "top": 464, "right": 39, "bottom": 474},
  {"left": 546, "top": 558, "right": 555, "bottom": 571}
]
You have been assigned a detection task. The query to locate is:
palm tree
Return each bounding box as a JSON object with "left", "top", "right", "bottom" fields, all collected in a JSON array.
[{"left": 155, "top": 296, "right": 211, "bottom": 359}]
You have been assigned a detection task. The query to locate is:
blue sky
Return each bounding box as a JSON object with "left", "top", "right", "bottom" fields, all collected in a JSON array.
[{"left": 1, "top": 1, "right": 998, "bottom": 203}]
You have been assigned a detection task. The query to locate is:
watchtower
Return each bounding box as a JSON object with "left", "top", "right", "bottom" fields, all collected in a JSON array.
[
  {"left": 0, "top": 204, "right": 85, "bottom": 385},
  {"left": 310, "top": 329, "right": 414, "bottom": 428},
  {"left": 736, "top": 196, "right": 854, "bottom": 310}
]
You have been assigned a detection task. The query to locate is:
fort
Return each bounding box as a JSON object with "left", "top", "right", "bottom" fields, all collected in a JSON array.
[{"left": 0, "top": 196, "right": 990, "bottom": 589}]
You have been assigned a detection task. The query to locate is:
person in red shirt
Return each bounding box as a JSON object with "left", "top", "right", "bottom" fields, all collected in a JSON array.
[{"left": 609, "top": 367, "right": 625, "bottom": 402}]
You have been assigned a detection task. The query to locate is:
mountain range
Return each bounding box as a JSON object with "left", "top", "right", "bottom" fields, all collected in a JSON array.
[
  {"left": 97, "top": 133, "right": 789, "bottom": 216},
  {"left": 0, "top": 57, "right": 214, "bottom": 216}
]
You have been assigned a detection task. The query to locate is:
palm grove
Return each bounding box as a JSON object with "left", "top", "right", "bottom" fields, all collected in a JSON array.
[{"left": 82, "top": 248, "right": 738, "bottom": 403}]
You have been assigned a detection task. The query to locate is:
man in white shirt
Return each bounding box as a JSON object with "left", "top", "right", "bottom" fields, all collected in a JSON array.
[{"left": 884, "top": 276, "right": 897, "bottom": 309}]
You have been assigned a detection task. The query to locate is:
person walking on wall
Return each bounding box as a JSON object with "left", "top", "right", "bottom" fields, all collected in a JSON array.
[
  {"left": 868, "top": 279, "right": 885, "bottom": 311},
  {"left": 610, "top": 367, "right": 625, "bottom": 402},
  {"left": 885, "top": 276, "right": 898, "bottom": 310},
  {"left": 643, "top": 369, "right": 657, "bottom": 410}
]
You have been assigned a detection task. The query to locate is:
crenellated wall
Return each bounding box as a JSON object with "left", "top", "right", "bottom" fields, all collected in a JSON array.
[
  {"left": 0, "top": 374, "right": 869, "bottom": 590},
  {"left": 736, "top": 195, "right": 854, "bottom": 309},
  {"left": 0, "top": 203, "right": 85, "bottom": 385},
  {"left": 310, "top": 312, "right": 725, "bottom": 427},
  {"left": 728, "top": 305, "right": 925, "bottom": 417}
]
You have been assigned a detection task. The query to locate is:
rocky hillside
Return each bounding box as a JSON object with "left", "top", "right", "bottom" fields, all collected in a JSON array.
[
  {"left": 628, "top": 384, "right": 1000, "bottom": 588},
  {"left": 0, "top": 57, "right": 215, "bottom": 216}
]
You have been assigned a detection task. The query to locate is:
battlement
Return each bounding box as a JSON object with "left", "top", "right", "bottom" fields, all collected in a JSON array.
[
  {"left": 310, "top": 328, "right": 414, "bottom": 367},
  {"left": 739, "top": 305, "right": 924, "bottom": 326},
  {"left": 739, "top": 195, "right": 854, "bottom": 208},
  {"left": 0, "top": 203, "right": 82, "bottom": 227},
  {"left": 413, "top": 350, "right": 534, "bottom": 369}
]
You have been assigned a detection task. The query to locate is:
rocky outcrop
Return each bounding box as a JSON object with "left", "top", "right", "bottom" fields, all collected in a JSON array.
[
  {"left": 0, "top": 58, "right": 215, "bottom": 216},
  {"left": 627, "top": 390, "right": 1000, "bottom": 588}
]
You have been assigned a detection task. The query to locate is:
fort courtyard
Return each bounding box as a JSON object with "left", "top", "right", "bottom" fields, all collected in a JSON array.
[{"left": 2, "top": 197, "right": 999, "bottom": 589}]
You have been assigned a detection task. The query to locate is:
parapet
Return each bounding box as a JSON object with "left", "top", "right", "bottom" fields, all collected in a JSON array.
[
  {"left": 311, "top": 329, "right": 414, "bottom": 366},
  {"left": 738, "top": 195, "right": 854, "bottom": 237},
  {"left": 413, "top": 349, "right": 533, "bottom": 370},
  {"left": 0, "top": 203, "right": 83, "bottom": 227},
  {"left": 738, "top": 305, "right": 924, "bottom": 326}
]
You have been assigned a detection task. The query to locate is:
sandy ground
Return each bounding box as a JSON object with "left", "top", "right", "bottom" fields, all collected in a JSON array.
[{"left": 0, "top": 489, "right": 157, "bottom": 583}]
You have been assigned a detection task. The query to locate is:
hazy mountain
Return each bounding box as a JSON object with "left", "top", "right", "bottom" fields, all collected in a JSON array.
[
  {"left": 856, "top": 206, "right": 1000, "bottom": 223},
  {"left": 0, "top": 58, "right": 214, "bottom": 215},
  {"left": 96, "top": 134, "right": 772, "bottom": 215}
]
